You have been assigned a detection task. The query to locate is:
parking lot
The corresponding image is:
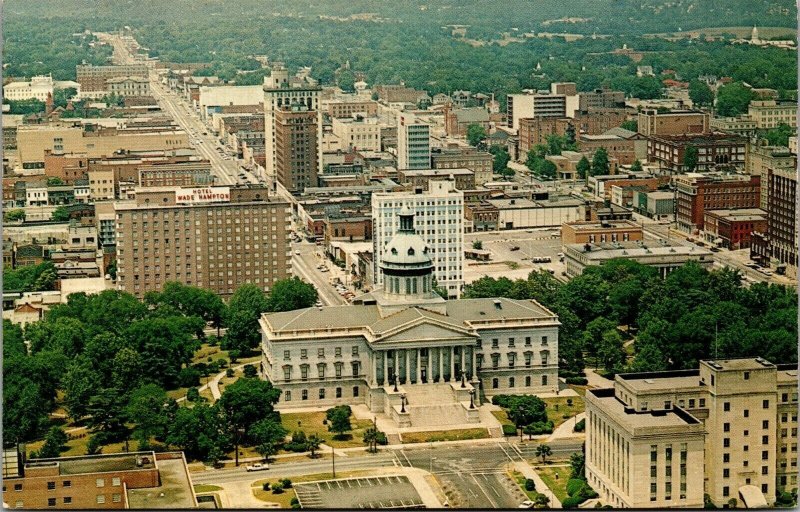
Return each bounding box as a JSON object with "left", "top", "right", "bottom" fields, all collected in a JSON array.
[
  {"left": 294, "top": 475, "right": 425, "bottom": 509},
  {"left": 464, "top": 228, "right": 568, "bottom": 284}
]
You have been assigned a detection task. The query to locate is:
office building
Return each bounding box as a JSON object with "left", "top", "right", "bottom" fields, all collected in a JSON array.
[
  {"left": 331, "top": 114, "right": 381, "bottom": 152},
  {"left": 746, "top": 144, "right": 795, "bottom": 210},
  {"left": 563, "top": 240, "right": 714, "bottom": 278},
  {"left": 115, "top": 186, "right": 291, "bottom": 298},
  {"left": 397, "top": 168, "right": 475, "bottom": 191},
  {"left": 648, "top": 133, "right": 748, "bottom": 173},
  {"left": 561, "top": 220, "right": 643, "bottom": 245},
  {"left": 76, "top": 63, "right": 148, "bottom": 97},
  {"left": 507, "top": 92, "right": 568, "bottom": 131},
  {"left": 263, "top": 65, "right": 322, "bottom": 186},
  {"left": 674, "top": 173, "right": 760, "bottom": 233},
  {"left": 637, "top": 109, "right": 710, "bottom": 136},
  {"left": 3, "top": 75, "right": 54, "bottom": 101},
  {"left": 105, "top": 76, "right": 151, "bottom": 97},
  {"left": 1, "top": 450, "right": 197, "bottom": 509},
  {"left": 751, "top": 165, "right": 798, "bottom": 277},
  {"left": 260, "top": 209, "right": 559, "bottom": 417},
  {"left": 747, "top": 101, "right": 797, "bottom": 129},
  {"left": 396, "top": 113, "right": 431, "bottom": 170},
  {"left": 586, "top": 358, "right": 798, "bottom": 508},
  {"left": 274, "top": 103, "right": 320, "bottom": 194},
  {"left": 578, "top": 88, "right": 626, "bottom": 111},
  {"left": 432, "top": 147, "right": 493, "bottom": 185},
  {"left": 703, "top": 208, "right": 767, "bottom": 249},
  {"left": 372, "top": 181, "right": 463, "bottom": 298}
]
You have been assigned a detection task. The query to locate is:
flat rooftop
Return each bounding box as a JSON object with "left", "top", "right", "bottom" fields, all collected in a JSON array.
[
  {"left": 565, "top": 241, "right": 712, "bottom": 259},
  {"left": 564, "top": 220, "right": 641, "bottom": 231},
  {"left": 616, "top": 369, "right": 703, "bottom": 392},
  {"left": 702, "top": 358, "right": 776, "bottom": 371},
  {"left": 588, "top": 388, "right": 702, "bottom": 429},
  {"left": 26, "top": 453, "right": 156, "bottom": 476},
  {"left": 126, "top": 457, "right": 196, "bottom": 509}
]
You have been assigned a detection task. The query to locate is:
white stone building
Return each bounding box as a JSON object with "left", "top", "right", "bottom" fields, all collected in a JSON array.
[
  {"left": 396, "top": 112, "right": 431, "bottom": 170},
  {"left": 260, "top": 208, "right": 560, "bottom": 425},
  {"left": 372, "top": 180, "right": 464, "bottom": 298},
  {"left": 331, "top": 114, "right": 381, "bottom": 152},
  {"left": 3, "top": 75, "right": 54, "bottom": 101}
]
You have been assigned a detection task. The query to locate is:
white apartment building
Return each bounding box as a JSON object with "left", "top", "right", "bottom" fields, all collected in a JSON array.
[
  {"left": 507, "top": 91, "right": 569, "bottom": 131},
  {"left": 3, "top": 75, "right": 54, "bottom": 102},
  {"left": 747, "top": 100, "right": 797, "bottom": 130},
  {"left": 331, "top": 115, "right": 381, "bottom": 152},
  {"left": 586, "top": 358, "right": 799, "bottom": 508},
  {"left": 372, "top": 180, "right": 464, "bottom": 298},
  {"left": 263, "top": 66, "right": 322, "bottom": 186},
  {"left": 397, "top": 113, "right": 431, "bottom": 170}
]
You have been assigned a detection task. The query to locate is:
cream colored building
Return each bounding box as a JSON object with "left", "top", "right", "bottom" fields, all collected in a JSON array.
[
  {"left": 331, "top": 115, "right": 381, "bottom": 152},
  {"left": 88, "top": 169, "right": 115, "bottom": 201},
  {"left": 586, "top": 358, "right": 799, "bottom": 508},
  {"left": 3, "top": 75, "right": 54, "bottom": 101},
  {"left": 260, "top": 209, "right": 559, "bottom": 423},
  {"left": 747, "top": 100, "right": 797, "bottom": 129},
  {"left": 746, "top": 144, "right": 796, "bottom": 209},
  {"left": 106, "top": 76, "right": 151, "bottom": 97},
  {"left": 16, "top": 126, "right": 189, "bottom": 168}
]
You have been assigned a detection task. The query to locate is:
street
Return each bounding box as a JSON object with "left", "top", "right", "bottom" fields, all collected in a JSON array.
[{"left": 292, "top": 242, "right": 347, "bottom": 306}]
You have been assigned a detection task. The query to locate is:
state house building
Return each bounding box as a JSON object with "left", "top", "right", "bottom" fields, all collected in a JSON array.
[{"left": 259, "top": 208, "right": 560, "bottom": 425}]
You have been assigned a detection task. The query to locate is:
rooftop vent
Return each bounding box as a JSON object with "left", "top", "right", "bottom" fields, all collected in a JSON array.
[{"left": 493, "top": 299, "right": 502, "bottom": 309}]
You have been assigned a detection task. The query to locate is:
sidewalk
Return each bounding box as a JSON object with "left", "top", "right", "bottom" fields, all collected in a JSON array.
[
  {"left": 513, "top": 461, "right": 562, "bottom": 508},
  {"left": 177, "top": 362, "right": 253, "bottom": 403},
  {"left": 547, "top": 413, "right": 585, "bottom": 442},
  {"left": 583, "top": 368, "right": 613, "bottom": 389}
]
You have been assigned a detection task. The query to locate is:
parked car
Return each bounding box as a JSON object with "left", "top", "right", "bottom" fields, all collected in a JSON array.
[
  {"left": 510, "top": 246, "right": 520, "bottom": 251},
  {"left": 245, "top": 463, "right": 269, "bottom": 472},
  {"left": 518, "top": 501, "right": 535, "bottom": 509}
]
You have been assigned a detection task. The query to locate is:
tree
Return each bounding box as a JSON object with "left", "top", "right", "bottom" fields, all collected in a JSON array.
[
  {"left": 764, "top": 123, "right": 793, "bottom": 147},
  {"left": 576, "top": 156, "right": 591, "bottom": 180},
  {"left": 716, "top": 82, "right": 753, "bottom": 117},
  {"left": 466, "top": 123, "right": 487, "bottom": 147},
  {"left": 630, "top": 160, "right": 643, "bottom": 172},
  {"left": 688, "top": 80, "right": 714, "bottom": 107},
  {"left": 534, "top": 494, "right": 550, "bottom": 508},
  {"left": 490, "top": 145, "right": 511, "bottom": 173},
  {"left": 4, "top": 209, "right": 25, "bottom": 222},
  {"left": 569, "top": 452, "right": 585, "bottom": 480},
  {"left": 266, "top": 277, "right": 318, "bottom": 312},
  {"left": 2, "top": 371, "right": 50, "bottom": 443},
  {"left": 167, "top": 403, "right": 231, "bottom": 462},
  {"left": 328, "top": 407, "right": 352, "bottom": 439},
  {"left": 250, "top": 418, "right": 288, "bottom": 462},
  {"left": 535, "top": 444, "right": 552, "bottom": 463},
  {"left": 126, "top": 384, "right": 174, "bottom": 445},
  {"left": 363, "top": 424, "right": 383, "bottom": 453},
  {"left": 47, "top": 177, "right": 65, "bottom": 186},
  {"left": 225, "top": 284, "right": 269, "bottom": 353},
  {"left": 583, "top": 317, "right": 617, "bottom": 367},
  {"left": 620, "top": 120, "right": 638, "bottom": 132},
  {"left": 627, "top": 342, "right": 668, "bottom": 372},
  {"left": 684, "top": 145, "right": 699, "bottom": 172},
  {"left": 472, "top": 240, "right": 483, "bottom": 250},
  {"left": 305, "top": 434, "right": 322, "bottom": 458},
  {"left": 51, "top": 206, "right": 70, "bottom": 222},
  {"left": 62, "top": 357, "right": 102, "bottom": 421},
  {"left": 505, "top": 395, "right": 548, "bottom": 427},
  {"left": 38, "top": 426, "right": 68, "bottom": 458},
  {"left": 243, "top": 364, "right": 258, "bottom": 378},
  {"left": 218, "top": 378, "right": 281, "bottom": 434},
  {"left": 590, "top": 148, "right": 610, "bottom": 176},
  {"left": 86, "top": 388, "right": 128, "bottom": 439}
]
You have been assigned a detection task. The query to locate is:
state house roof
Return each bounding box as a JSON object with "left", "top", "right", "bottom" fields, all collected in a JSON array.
[{"left": 262, "top": 298, "right": 557, "bottom": 335}]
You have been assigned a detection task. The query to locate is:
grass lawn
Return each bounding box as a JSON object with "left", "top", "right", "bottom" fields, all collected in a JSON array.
[
  {"left": 194, "top": 484, "right": 222, "bottom": 493},
  {"left": 566, "top": 384, "right": 588, "bottom": 397},
  {"left": 192, "top": 343, "right": 230, "bottom": 365},
  {"left": 401, "top": 428, "right": 488, "bottom": 444},
  {"left": 542, "top": 396, "right": 584, "bottom": 428},
  {"left": 279, "top": 411, "right": 374, "bottom": 448},
  {"left": 252, "top": 470, "right": 374, "bottom": 489},
  {"left": 535, "top": 465, "right": 569, "bottom": 503},
  {"left": 166, "top": 387, "right": 191, "bottom": 401},
  {"left": 492, "top": 410, "right": 514, "bottom": 427},
  {"left": 510, "top": 470, "right": 538, "bottom": 501},
  {"left": 252, "top": 486, "right": 296, "bottom": 508}
]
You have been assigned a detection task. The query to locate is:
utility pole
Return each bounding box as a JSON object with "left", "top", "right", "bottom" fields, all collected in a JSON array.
[{"left": 332, "top": 444, "right": 336, "bottom": 478}]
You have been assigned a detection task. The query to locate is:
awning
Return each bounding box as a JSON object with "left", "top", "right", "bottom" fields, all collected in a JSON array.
[{"left": 738, "top": 485, "right": 768, "bottom": 508}]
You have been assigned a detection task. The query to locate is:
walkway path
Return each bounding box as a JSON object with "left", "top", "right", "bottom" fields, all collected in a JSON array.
[
  {"left": 513, "top": 461, "right": 562, "bottom": 508},
  {"left": 177, "top": 362, "right": 253, "bottom": 403},
  {"left": 548, "top": 413, "right": 585, "bottom": 442},
  {"left": 583, "top": 368, "right": 614, "bottom": 389}
]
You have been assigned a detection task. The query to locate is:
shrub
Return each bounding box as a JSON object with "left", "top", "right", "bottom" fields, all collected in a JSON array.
[
  {"left": 566, "top": 398, "right": 574, "bottom": 407},
  {"left": 524, "top": 478, "right": 535, "bottom": 492},
  {"left": 177, "top": 367, "right": 201, "bottom": 387},
  {"left": 290, "top": 497, "right": 301, "bottom": 509},
  {"left": 325, "top": 405, "right": 352, "bottom": 421},
  {"left": 502, "top": 424, "right": 518, "bottom": 436},
  {"left": 226, "top": 368, "right": 234, "bottom": 378},
  {"left": 566, "top": 479, "right": 585, "bottom": 496},
  {"left": 376, "top": 432, "right": 388, "bottom": 445},
  {"left": 186, "top": 387, "right": 201, "bottom": 402},
  {"left": 285, "top": 431, "right": 308, "bottom": 452},
  {"left": 86, "top": 435, "right": 103, "bottom": 455},
  {"left": 243, "top": 364, "right": 258, "bottom": 378},
  {"left": 561, "top": 495, "right": 585, "bottom": 509},
  {"left": 565, "top": 377, "right": 588, "bottom": 385},
  {"left": 574, "top": 419, "right": 585, "bottom": 432},
  {"left": 262, "top": 483, "right": 271, "bottom": 491},
  {"left": 491, "top": 395, "right": 513, "bottom": 408},
  {"left": 281, "top": 479, "right": 292, "bottom": 489},
  {"left": 271, "top": 482, "right": 285, "bottom": 494}
]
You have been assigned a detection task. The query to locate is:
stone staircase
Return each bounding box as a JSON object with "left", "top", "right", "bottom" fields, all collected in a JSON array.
[{"left": 401, "top": 383, "right": 472, "bottom": 428}]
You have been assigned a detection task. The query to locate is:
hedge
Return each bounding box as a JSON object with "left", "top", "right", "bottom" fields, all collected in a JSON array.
[
  {"left": 574, "top": 419, "right": 585, "bottom": 432},
  {"left": 561, "top": 496, "right": 585, "bottom": 509},
  {"left": 565, "top": 377, "right": 588, "bottom": 385},
  {"left": 566, "top": 479, "right": 585, "bottom": 496},
  {"left": 502, "top": 424, "right": 518, "bottom": 436}
]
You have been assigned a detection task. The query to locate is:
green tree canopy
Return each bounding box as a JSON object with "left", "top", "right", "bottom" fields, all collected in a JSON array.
[
  {"left": 590, "top": 148, "right": 610, "bottom": 176},
  {"left": 218, "top": 378, "right": 281, "bottom": 434},
  {"left": 466, "top": 124, "right": 487, "bottom": 147},
  {"left": 267, "top": 277, "right": 318, "bottom": 312},
  {"left": 688, "top": 80, "right": 714, "bottom": 107},
  {"left": 716, "top": 82, "right": 754, "bottom": 117}
]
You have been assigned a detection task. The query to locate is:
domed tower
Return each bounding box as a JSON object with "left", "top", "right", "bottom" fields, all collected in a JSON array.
[{"left": 367, "top": 207, "right": 446, "bottom": 316}]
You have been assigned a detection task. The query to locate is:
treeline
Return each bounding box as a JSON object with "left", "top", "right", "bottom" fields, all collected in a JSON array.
[
  {"left": 3, "top": 279, "right": 317, "bottom": 448},
  {"left": 464, "top": 261, "right": 798, "bottom": 376}
]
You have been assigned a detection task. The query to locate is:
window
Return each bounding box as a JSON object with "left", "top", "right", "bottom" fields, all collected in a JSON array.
[
  {"left": 526, "top": 376, "right": 531, "bottom": 386},
  {"left": 63, "top": 497, "right": 72, "bottom": 505},
  {"left": 491, "top": 338, "right": 499, "bottom": 349},
  {"left": 744, "top": 371, "right": 750, "bottom": 380},
  {"left": 97, "top": 495, "right": 106, "bottom": 504},
  {"left": 542, "top": 375, "right": 548, "bottom": 386},
  {"left": 723, "top": 438, "right": 730, "bottom": 448},
  {"left": 14, "top": 484, "right": 22, "bottom": 492},
  {"left": 284, "top": 390, "right": 291, "bottom": 401},
  {"left": 763, "top": 399, "right": 770, "bottom": 409},
  {"left": 492, "top": 378, "right": 499, "bottom": 389},
  {"left": 763, "top": 420, "right": 769, "bottom": 429},
  {"left": 284, "top": 350, "right": 290, "bottom": 360},
  {"left": 762, "top": 484, "right": 768, "bottom": 494},
  {"left": 318, "top": 348, "right": 325, "bottom": 358},
  {"left": 47, "top": 482, "right": 55, "bottom": 490},
  {"left": 723, "top": 453, "right": 730, "bottom": 463},
  {"left": 762, "top": 435, "right": 769, "bottom": 444},
  {"left": 762, "top": 450, "right": 769, "bottom": 460},
  {"left": 724, "top": 402, "right": 731, "bottom": 412},
  {"left": 112, "top": 494, "right": 121, "bottom": 503},
  {"left": 525, "top": 337, "right": 531, "bottom": 346},
  {"left": 353, "top": 386, "right": 359, "bottom": 397},
  {"left": 699, "top": 398, "right": 706, "bottom": 408},
  {"left": 301, "top": 349, "right": 308, "bottom": 359},
  {"left": 96, "top": 479, "right": 104, "bottom": 488},
  {"left": 542, "top": 336, "right": 548, "bottom": 345},
  {"left": 509, "top": 377, "right": 515, "bottom": 388},
  {"left": 744, "top": 445, "right": 749, "bottom": 452},
  {"left": 301, "top": 366, "right": 308, "bottom": 380},
  {"left": 723, "top": 486, "right": 729, "bottom": 497},
  {"left": 319, "top": 388, "right": 325, "bottom": 399},
  {"left": 48, "top": 498, "right": 56, "bottom": 507},
  {"left": 63, "top": 481, "right": 71, "bottom": 488},
  {"left": 723, "top": 468, "right": 729, "bottom": 478},
  {"left": 14, "top": 502, "right": 23, "bottom": 509},
  {"left": 335, "top": 347, "right": 342, "bottom": 357},
  {"left": 744, "top": 409, "right": 749, "bottom": 418},
  {"left": 301, "top": 389, "right": 308, "bottom": 400},
  {"left": 336, "top": 387, "right": 342, "bottom": 398},
  {"left": 689, "top": 399, "right": 696, "bottom": 408},
  {"left": 723, "top": 422, "right": 730, "bottom": 432}
]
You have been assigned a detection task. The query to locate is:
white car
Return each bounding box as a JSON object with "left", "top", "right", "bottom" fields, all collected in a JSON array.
[
  {"left": 245, "top": 463, "right": 269, "bottom": 472},
  {"left": 294, "top": 250, "right": 301, "bottom": 255},
  {"left": 518, "top": 501, "right": 535, "bottom": 509}
]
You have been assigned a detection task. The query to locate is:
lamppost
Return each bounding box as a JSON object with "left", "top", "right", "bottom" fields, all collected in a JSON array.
[
  {"left": 234, "top": 427, "right": 245, "bottom": 467},
  {"left": 331, "top": 444, "right": 336, "bottom": 478},
  {"left": 460, "top": 370, "right": 466, "bottom": 388},
  {"left": 393, "top": 372, "right": 399, "bottom": 393},
  {"left": 469, "top": 388, "right": 476, "bottom": 409},
  {"left": 400, "top": 393, "right": 407, "bottom": 413},
  {"left": 517, "top": 406, "right": 524, "bottom": 442}
]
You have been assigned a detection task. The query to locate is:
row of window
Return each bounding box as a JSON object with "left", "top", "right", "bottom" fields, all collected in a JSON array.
[
  {"left": 284, "top": 386, "right": 359, "bottom": 401},
  {"left": 285, "top": 346, "right": 359, "bottom": 360},
  {"left": 284, "top": 362, "right": 360, "bottom": 381},
  {"left": 478, "top": 336, "right": 548, "bottom": 349},
  {"left": 490, "top": 375, "right": 548, "bottom": 388}
]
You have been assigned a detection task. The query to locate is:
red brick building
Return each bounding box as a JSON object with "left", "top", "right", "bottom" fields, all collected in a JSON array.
[
  {"left": 674, "top": 173, "right": 760, "bottom": 233},
  {"left": 648, "top": 133, "right": 747, "bottom": 172},
  {"left": 518, "top": 117, "right": 572, "bottom": 156},
  {"left": 703, "top": 208, "right": 767, "bottom": 249},
  {"left": 44, "top": 151, "right": 89, "bottom": 184}
]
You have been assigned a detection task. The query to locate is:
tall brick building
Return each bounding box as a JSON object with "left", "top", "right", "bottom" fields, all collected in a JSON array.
[
  {"left": 674, "top": 173, "right": 760, "bottom": 233},
  {"left": 275, "top": 104, "right": 320, "bottom": 194},
  {"left": 751, "top": 166, "right": 798, "bottom": 277},
  {"left": 76, "top": 63, "right": 148, "bottom": 96},
  {"left": 637, "top": 109, "right": 710, "bottom": 136},
  {"left": 648, "top": 133, "right": 747, "bottom": 173},
  {"left": 115, "top": 186, "right": 291, "bottom": 298}
]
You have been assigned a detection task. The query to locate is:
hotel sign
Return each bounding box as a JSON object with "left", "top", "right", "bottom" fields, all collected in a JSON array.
[{"left": 175, "top": 187, "right": 230, "bottom": 204}]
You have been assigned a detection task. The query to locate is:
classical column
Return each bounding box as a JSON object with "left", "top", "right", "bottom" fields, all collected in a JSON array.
[
  {"left": 471, "top": 347, "right": 477, "bottom": 380},
  {"left": 460, "top": 346, "right": 465, "bottom": 377},
  {"left": 415, "top": 349, "right": 422, "bottom": 383},
  {"left": 425, "top": 349, "right": 431, "bottom": 383},
  {"left": 372, "top": 351, "right": 378, "bottom": 386},
  {"left": 404, "top": 349, "right": 410, "bottom": 384},
  {"left": 381, "top": 352, "right": 386, "bottom": 386},
  {"left": 449, "top": 346, "right": 455, "bottom": 381},
  {"left": 438, "top": 347, "right": 444, "bottom": 382}
]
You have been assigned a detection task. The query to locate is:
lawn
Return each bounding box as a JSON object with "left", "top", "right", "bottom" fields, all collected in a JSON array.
[
  {"left": 27, "top": 434, "right": 133, "bottom": 458},
  {"left": 491, "top": 410, "right": 514, "bottom": 427},
  {"left": 510, "top": 470, "right": 538, "bottom": 501},
  {"left": 535, "top": 465, "right": 570, "bottom": 503},
  {"left": 192, "top": 343, "right": 230, "bottom": 365},
  {"left": 279, "top": 411, "right": 375, "bottom": 448},
  {"left": 252, "top": 470, "right": 374, "bottom": 489},
  {"left": 542, "top": 396, "right": 584, "bottom": 428},
  {"left": 193, "top": 484, "right": 222, "bottom": 493},
  {"left": 400, "top": 428, "right": 488, "bottom": 444},
  {"left": 252, "top": 486, "right": 297, "bottom": 508}
]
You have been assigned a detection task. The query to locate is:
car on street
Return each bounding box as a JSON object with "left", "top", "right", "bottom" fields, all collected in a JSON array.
[
  {"left": 518, "top": 501, "right": 535, "bottom": 508},
  {"left": 510, "top": 246, "right": 520, "bottom": 251},
  {"left": 245, "top": 463, "right": 269, "bottom": 472}
]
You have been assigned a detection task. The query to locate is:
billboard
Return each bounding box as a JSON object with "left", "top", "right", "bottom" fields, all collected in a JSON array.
[{"left": 175, "top": 186, "right": 230, "bottom": 204}]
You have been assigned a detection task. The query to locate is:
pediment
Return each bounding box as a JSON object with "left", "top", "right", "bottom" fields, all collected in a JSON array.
[{"left": 373, "top": 318, "right": 476, "bottom": 344}]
